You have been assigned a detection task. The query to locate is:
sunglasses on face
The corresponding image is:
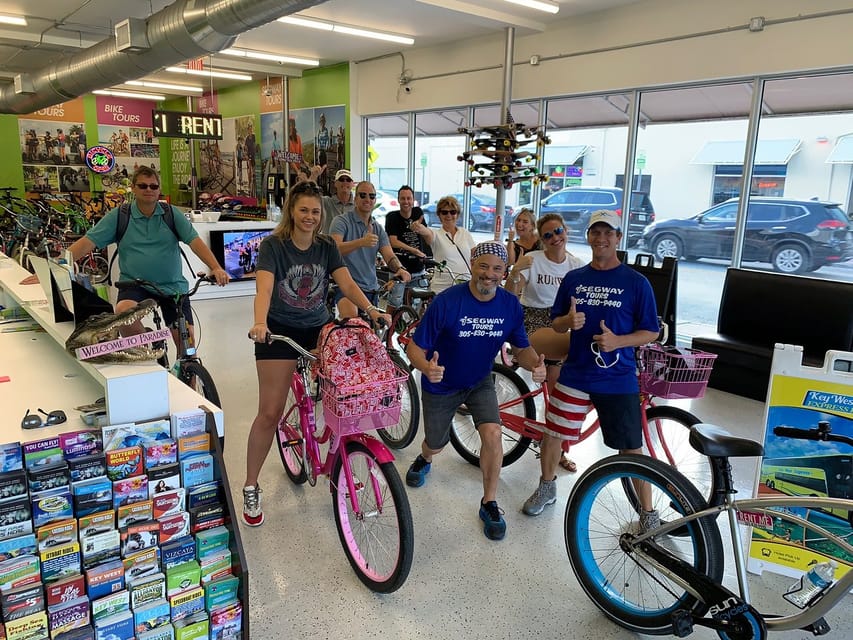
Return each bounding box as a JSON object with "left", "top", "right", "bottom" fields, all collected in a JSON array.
[
  {"left": 357, "top": 192, "right": 376, "bottom": 200},
  {"left": 22, "top": 408, "right": 68, "bottom": 430},
  {"left": 542, "top": 227, "right": 565, "bottom": 240},
  {"left": 135, "top": 183, "right": 160, "bottom": 190},
  {"left": 337, "top": 177, "right": 353, "bottom": 183},
  {"left": 590, "top": 342, "right": 620, "bottom": 369},
  {"left": 438, "top": 209, "right": 458, "bottom": 216}
]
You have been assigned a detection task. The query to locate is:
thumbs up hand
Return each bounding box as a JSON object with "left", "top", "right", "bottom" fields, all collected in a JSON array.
[
  {"left": 531, "top": 353, "right": 547, "bottom": 384},
  {"left": 593, "top": 319, "right": 618, "bottom": 352},
  {"left": 426, "top": 351, "right": 445, "bottom": 383},
  {"left": 362, "top": 230, "right": 379, "bottom": 248},
  {"left": 567, "top": 296, "right": 585, "bottom": 331}
]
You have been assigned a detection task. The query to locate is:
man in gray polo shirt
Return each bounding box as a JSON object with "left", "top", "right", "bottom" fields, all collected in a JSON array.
[
  {"left": 330, "top": 180, "right": 411, "bottom": 318},
  {"left": 321, "top": 168, "right": 356, "bottom": 234}
]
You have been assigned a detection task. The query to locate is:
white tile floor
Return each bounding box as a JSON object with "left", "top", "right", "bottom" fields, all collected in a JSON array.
[{"left": 190, "top": 296, "right": 851, "bottom": 640}]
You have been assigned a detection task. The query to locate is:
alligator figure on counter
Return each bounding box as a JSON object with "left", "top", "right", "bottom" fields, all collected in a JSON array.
[{"left": 65, "top": 299, "right": 167, "bottom": 364}]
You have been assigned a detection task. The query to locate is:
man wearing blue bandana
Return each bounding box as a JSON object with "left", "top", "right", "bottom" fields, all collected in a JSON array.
[{"left": 405, "top": 240, "right": 547, "bottom": 541}]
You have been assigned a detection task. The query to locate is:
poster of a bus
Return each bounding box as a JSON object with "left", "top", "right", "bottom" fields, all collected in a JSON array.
[{"left": 751, "top": 389, "right": 853, "bottom": 575}]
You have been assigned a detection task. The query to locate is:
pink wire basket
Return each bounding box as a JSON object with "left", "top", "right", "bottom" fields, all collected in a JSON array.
[
  {"left": 320, "top": 364, "right": 410, "bottom": 436},
  {"left": 638, "top": 344, "right": 718, "bottom": 400}
]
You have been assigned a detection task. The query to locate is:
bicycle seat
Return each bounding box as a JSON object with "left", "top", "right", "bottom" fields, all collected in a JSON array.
[
  {"left": 689, "top": 424, "right": 764, "bottom": 458},
  {"left": 409, "top": 288, "right": 434, "bottom": 300}
]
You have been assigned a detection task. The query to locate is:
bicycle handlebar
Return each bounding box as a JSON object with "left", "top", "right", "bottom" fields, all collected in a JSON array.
[
  {"left": 250, "top": 332, "right": 318, "bottom": 361},
  {"left": 115, "top": 272, "right": 216, "bottom": 298},
  {"left": 773, "top": 421, "right": 853, "bottom": 447}
]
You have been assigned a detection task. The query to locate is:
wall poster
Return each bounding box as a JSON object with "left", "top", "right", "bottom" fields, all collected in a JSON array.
[
  {"left": 748, "top": 345, "right": 853, "bottom": 583},
  {"left": 18, "top": 99, "right": 89, "bottom": 193},
  {"left": 95, "top": 96, "right": 159, "bottom": 192}
]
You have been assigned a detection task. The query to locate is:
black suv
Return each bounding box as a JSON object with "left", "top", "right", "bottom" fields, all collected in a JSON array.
[
  {"left": 642, "top": 197, "right": 852, "bottom": 274},
  {"left": 539, "top": 186, "right": 655, "bottom": 246}
]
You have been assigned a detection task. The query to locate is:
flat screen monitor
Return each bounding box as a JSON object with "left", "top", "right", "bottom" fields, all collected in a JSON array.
[{"left": 209, "top": 228, "right": 273, "bottom": 281}]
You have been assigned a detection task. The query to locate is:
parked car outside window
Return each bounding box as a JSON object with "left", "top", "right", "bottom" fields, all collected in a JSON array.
[
  {"left": 539, "top": 186, "right": 655, "bottom": 246},
  {"left": 642, "top": 197, "right": 852, "bottom": 274}
]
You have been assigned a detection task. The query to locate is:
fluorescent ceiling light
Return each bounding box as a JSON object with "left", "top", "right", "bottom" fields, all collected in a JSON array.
[
  {"left": 278, "top": 16, "right": 332, "bottom": 31},
  {"left": 504, "top": 0, "right": 559, "bottom": 14},
  {"left": 93, "top": 89, "right": 165, "bottom": 101},
  {"left": 0, "top": 15, "right": 27, "bottom": 26},
  {"left": 165, "top": 66, "right": 252, "bottom": 81},
  {"left": 278, "top": 15, "right": 414, "bottom": 45},
  {"left": 124, "top": 80, "right": 203, "bottom": 93},
  {"left": 221, "top": 48, "right": 319, "bottom": 66}
]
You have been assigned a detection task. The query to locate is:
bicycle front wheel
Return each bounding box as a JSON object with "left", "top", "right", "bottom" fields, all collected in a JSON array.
[
  {"left": 450, "top": 363, "right": 534, "bottom": 467},
  {"left": 386, "top": 305, "right": 419, "bottom": 369},
  {"left": 181, "top": 361, "right": 221, "bottom": 407},
  {"left": 376, "top": 351, "right": 419, "bottom": 449},
  {"left": 565, "top": 454, "right": 723, "bottom": 635},
  {"left": 332, "top": 440, "right": 413, "bottom": 593},
  {"left": 276, "top": 387, "right": 307, "bottom": 484}
]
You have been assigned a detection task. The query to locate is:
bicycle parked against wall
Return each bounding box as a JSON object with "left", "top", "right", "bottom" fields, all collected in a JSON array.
[
  {"left": 565, "top": 420, "right": 853, "bottom": 639},
  {"left": 114, "top": 274, "right": 221, "bottom": 408},
  {"left": 450, "top": 343, "right": 722, "bottom": 507},
  {"left": 267, "top": 331, "right": 414, "bottom": 592}
]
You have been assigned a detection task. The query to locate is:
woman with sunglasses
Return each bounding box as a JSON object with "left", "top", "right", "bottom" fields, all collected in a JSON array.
[
  {"left": 243, "top": 181, "right": 390, "bottom": 527},
  {"left": 415, "top": 196, "right": 475, "bottom": 294},
  {"left": 505, "top": 208, "right": 541, "bottom": 267},
  {"left": 506, "top": 214, "right": 584, "bottom": 473}
]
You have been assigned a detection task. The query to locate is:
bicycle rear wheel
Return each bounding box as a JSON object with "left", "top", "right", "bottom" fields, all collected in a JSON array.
[
  {"left": 181, "top": 361, "right": 221, "bottom": 407},
  {"left": 331, "top": 440, "right": 413, "bottom": 593},
  {"left": 276, "top": 387, "right": 307, "bottom": 484},
  {"left": 80, "top": 253, "right": 110, "bottom": 284},
  {"left": 376, "top": 351, "right": 419, "bottom": 449},
  {"left": 641, "top": 405, "right": 718, "bottom": 508},
  {"left": 565, "top": 454, "right": 723, "bottom": 635},
  {"left": 449, "top": 363, "right": 534, "bottom": 467}
]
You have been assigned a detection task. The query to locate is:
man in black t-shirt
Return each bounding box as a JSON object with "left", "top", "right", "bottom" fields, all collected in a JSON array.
[{"left": 385, "top": 185, "right": 431, "bottom": 313}]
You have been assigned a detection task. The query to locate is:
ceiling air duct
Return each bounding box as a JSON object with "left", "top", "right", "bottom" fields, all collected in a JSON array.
[{"left": 0, "top": 0, "right": 326, "bottom": 114}]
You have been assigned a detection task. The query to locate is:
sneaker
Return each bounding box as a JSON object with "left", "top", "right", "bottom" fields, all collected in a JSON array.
[
  {"left": 242, "top": 485, "right": 264, "bottom": 527},
  {"left": 406, "top": 455, "right": 431, "bottom": 487},
  {"left": 638, "top": 509, "right": 660, "bottom": 537},
  {"left": 479, "top": 500, "right": 507, "bottom": 540},
  {"left": 522, "top": 477, "right": 557, "bottom": 516}
]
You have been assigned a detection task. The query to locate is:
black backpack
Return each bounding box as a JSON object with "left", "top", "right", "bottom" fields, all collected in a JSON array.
[{"left": 106, "top": 202, "right": 193, "bottom": 285}]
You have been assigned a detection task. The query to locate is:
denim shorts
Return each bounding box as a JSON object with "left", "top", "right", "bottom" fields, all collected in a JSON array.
[
  {"left": 421, "top": 374, "right": 500, "bottom": 450},
  {"left": 388, "top": 272, "right": 430, "bottom": 308}
]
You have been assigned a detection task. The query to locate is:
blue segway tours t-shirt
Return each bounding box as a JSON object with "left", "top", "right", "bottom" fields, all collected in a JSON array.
[
  {"left": 551, "top": 263, "right": 659, "bottom": 394},
  {"left": 412, "top": 283, "right": 528, "bottom": 395}
]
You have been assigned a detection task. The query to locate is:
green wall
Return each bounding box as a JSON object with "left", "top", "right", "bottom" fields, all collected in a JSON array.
[{"left": 0, "top": 62, "right": 350, "bottom": 201}]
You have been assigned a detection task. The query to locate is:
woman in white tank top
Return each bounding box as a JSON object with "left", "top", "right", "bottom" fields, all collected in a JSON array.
[{"left": 506, "top": 213, "right": 584, "bottom": 472}]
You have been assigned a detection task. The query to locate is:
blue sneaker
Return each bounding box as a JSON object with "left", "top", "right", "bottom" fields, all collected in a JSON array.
[
  {"left": 406, "top": 455, "right": 431, "bottom": 487},
  {"left": 479, "top": 500, "right": 506, "bottom": 540}
]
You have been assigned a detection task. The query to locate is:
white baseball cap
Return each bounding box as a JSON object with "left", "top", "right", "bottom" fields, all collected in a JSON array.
[{"left": 586, "top": 210, "right": 622, "bottom": 232}]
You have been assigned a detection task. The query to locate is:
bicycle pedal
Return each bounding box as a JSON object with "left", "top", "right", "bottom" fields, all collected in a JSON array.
[
  {"left": 804, "top": 617, "right": 830, "bottom": 636},
  {"left": 283, "top": 439, "right": 301, "bottom": 447},
  {"left": 671, "top": 610, "right": 694, "bottom": 637}
]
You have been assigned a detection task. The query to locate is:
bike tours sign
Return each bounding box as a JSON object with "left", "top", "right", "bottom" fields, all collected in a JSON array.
[{"left": 748, "top": 344, "right": 853, "bottom": 581}]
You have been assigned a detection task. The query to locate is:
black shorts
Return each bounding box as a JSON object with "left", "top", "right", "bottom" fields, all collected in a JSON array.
[
  {"left": 255, "top": 319, "right": 324, "bottom": 361},
  {"left": 117, "top": 285, "right": 192, "bottom": 327}
]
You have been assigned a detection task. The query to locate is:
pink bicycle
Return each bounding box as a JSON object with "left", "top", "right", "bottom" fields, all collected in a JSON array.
[{"left": 266, "top": 333, "right": 414, "bottom": 592}]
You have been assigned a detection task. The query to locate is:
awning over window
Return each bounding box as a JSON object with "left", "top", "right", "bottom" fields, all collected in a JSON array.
[
  {"left": 546, "top": 144, "right": 590, "bottom": 164},
  {"left": 826, "top": 135, "right": 853, "bottom": 164},
  {"left": 690, "top": 138, "right": 801, "bottom": 165}
]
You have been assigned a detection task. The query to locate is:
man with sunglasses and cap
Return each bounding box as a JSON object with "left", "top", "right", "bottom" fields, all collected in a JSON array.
[
  {"left": 329, "top": 180, "right": 411, "bottom": 318},
  {"left": 321, "top": 168, "right": 356, "bottom": 234},
  {"left": 405, "top": 241, "right": 547, "bottom": 541},
  {"left": 521, "top": 210, "right": 660, "bottom": 529},
  {"left": 66, "top": 167, "right": 229, "bottom": 349}
]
